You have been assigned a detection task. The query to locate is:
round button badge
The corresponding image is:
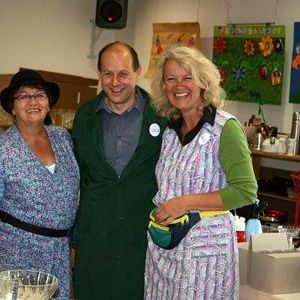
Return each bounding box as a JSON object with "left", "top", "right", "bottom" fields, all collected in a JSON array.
[
  {"left": 199, "top": 132, "right": 210, "bottom": 144},
  {"left": 149, "top": 123, "right": 160, "bottom": 137}
]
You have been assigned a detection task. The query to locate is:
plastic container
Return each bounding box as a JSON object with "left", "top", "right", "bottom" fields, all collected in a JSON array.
[
  {"left": 236, "top": 230, "right": 246, "bottom": 243},
  {"left": 277, "top": 137, "right": 287, "bottom": 153},
  {"left": 234, "top": 216, "right": 246, "bottom": 243},
  {"left": 287, "top": 138, "right": 296, "bottom": 156}
]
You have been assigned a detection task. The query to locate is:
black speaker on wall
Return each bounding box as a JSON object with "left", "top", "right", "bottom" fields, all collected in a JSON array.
[{"left": 95, "top": 0, "right": 128, "bottom": 29}]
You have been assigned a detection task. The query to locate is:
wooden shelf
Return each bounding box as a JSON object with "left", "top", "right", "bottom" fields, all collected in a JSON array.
[
  {"left": 251, "top": 148, "right": 300, "bottom": 225},
  {"left": 251, "top": 148, "right": 300, "bottom": 162},
  {"left": 258, "top": 191, "right": 295, "bottom": 202}
]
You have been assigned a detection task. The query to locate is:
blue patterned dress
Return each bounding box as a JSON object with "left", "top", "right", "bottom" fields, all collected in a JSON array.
[{"left": 0, "top": 125, "right": 80, "bottom": 299}]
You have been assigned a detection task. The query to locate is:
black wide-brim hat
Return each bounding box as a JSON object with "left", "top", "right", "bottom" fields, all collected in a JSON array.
[{"left": 0, "top": 69, "right": 60, "bottom": 114}]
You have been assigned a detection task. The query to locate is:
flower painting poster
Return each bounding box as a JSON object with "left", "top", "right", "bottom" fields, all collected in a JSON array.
[
  {"left": 213, "top": 25, "right": 285, "bottom": 105},
  {"left": 290, "top": 22, "right": 300, "bottom": 103},
  {"left": 145, "top": 22, "right": 200, "bottom": 78}
]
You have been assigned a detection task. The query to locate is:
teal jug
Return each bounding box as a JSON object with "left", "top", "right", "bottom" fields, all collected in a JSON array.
[{"left": 245, "top": 199, "right": 267, "bottom": 241}]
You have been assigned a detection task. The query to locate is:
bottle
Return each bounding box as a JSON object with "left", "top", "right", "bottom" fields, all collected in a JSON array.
[
  {"left": 234, "top": 216, "right": 246, "bottom": 243},
  {"left": 245, "top": 199, "right": 265, "bottom": 241},
  {"left": 290, "top": 112, "right": 300, "bottom": 154},
  {"left": 255, "top": 133, "right": 262, "bottom": 150},
  {"left": 245, "top": 219, "right": 263, "bottom": 242}
]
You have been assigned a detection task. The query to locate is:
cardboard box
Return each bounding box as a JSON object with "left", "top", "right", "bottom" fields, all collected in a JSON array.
[
  {"left": 238, "top": 242, "right": 249, "bottom": 285},
  {"left": 247, "top": 233, "right": 300, "bottom": 294}
]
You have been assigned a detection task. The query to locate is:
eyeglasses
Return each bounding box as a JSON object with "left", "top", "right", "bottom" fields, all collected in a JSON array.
[{"left": 13, "top": 93, "right": 48, "bottom": 103}]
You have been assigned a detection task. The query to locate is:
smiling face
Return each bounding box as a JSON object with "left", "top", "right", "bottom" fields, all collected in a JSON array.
[
  {"left": 163, "top": 58, "right": 201, "bottom": 115},
  {"left": 98, "top": 45, "right": 141, "bottom": 114},
  {"left": 12, "top": 86, "right": 50, "bottom": 127}
]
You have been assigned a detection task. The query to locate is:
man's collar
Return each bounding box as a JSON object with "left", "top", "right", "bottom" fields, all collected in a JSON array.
[{"left": 96, "top": 87, "right": 144, "bottom": 114}]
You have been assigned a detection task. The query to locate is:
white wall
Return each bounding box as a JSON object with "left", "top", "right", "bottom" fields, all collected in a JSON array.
[
  {"left": 1, "top": 0, "right": 300, "bottom": 134},
  {"left": 0, "top": 0, "right": 137, "bottom": 78}
]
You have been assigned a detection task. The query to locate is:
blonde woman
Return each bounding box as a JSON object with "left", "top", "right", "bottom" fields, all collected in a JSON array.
[{"left": 145, "top": 47, "right": 257, "bottom": 299}]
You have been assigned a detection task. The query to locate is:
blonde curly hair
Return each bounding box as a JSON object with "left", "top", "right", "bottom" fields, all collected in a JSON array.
[{"left": 151, "top": 46, "right": 226, "bottom": 120}]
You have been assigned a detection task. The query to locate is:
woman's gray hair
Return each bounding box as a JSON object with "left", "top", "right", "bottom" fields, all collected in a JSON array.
[{"left": 151, "top": 46, "right": 226, "bottom": 119}]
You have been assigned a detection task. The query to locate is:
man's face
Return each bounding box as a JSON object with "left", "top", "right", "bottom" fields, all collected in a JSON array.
[{"left": 99, "top": 46, "right": 141, "bottom": 113}]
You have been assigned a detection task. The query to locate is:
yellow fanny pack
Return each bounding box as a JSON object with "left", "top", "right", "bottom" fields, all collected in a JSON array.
[{"left": 148, "top": 209, "right": 229, "bottom": 250}]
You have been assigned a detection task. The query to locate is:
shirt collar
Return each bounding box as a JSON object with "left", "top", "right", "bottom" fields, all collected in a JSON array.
[
  {"left": 96, "top": 87, "right": 144, "bottom": 114},
  {"left": 168, "top": 106, "right": 216, "bottom": 145},
  {"left": 169, "top": 105, "right": 216, "bottom": 130}
]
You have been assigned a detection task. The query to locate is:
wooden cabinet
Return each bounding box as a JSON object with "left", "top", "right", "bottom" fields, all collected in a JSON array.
[
  {"left": 251, "top": 149, "right": 300, "bottom": 225},
  {"left": 0, "top": 69, "right": 99, "bottom": 128},
  {"left": 33, "top": 69, "right": 98, "bottom": 110}
]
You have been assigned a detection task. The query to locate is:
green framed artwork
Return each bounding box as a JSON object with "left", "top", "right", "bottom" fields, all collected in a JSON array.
[{"left": 213, "top": 25, "right": 285, "bottom": 105}]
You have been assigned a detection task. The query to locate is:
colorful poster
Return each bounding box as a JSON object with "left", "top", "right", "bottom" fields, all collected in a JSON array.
[
  {"left": 145, "top": 22, "right": 200, "bottom": 78},
  {"left": 290, "top": 22, "right": 300, "bottom": 103},
  {"left": 213, "top": 25, "right": 285, "bottom": 105}
]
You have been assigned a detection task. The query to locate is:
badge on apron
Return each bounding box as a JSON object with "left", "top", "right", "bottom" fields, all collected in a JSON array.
[
  {"left": 149, "top": 123, "right": 160, "bottom": 137},
  {"left": 199, "top": 132, "right": 210, "bottom": 144}
]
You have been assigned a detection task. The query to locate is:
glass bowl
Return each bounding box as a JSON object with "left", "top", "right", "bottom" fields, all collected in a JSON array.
[{"left": 0, "top": 270, "right": 58, "bottom": 300}]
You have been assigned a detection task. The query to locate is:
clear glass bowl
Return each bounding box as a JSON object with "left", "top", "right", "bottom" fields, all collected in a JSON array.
[{"left": 0, "top": 270, "right": 58, "bottom": 300}]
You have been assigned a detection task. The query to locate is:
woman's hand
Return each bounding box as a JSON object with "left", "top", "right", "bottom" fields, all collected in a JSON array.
[{"left": 154, "top": 196, "right": 188, "bottom": 226}]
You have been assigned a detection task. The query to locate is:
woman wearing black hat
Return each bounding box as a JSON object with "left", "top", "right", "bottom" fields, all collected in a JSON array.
[{"left": 0, "top": 69, "right": 80, "bottom": 299}]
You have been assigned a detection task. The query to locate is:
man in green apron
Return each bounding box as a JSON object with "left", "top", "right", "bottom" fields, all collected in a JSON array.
[{"left": 72, "top": 42, "right": 166, "bottom": 299}]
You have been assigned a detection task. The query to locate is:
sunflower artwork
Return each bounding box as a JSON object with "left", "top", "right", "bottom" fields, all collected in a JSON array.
[{"left": 213, "top": 25, "right": 285, "bottom": 105}]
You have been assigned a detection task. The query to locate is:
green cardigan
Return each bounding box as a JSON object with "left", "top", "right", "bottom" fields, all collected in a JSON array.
[
  {"left": 72, "top": 88, "right": 167, "bottom": 300},
  {"left": 219, "top": 119, "right": 258, "bottom": 209}
]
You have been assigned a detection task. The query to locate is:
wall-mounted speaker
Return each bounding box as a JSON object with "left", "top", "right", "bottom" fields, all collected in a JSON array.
[{"left": 95, "top": 0, "right": 128, "bottom": 29}]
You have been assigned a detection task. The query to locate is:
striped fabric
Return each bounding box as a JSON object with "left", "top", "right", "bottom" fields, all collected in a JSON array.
[
  {"left": 144, "top": 110, "right": 239, "bottom": 300},
  {"left": 0, "top": 171, "right": 4, "bottom": 199}
]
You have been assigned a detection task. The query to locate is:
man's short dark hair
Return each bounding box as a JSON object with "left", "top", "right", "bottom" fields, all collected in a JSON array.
[{"left": 97, "top": 41, "right": 140, "bottom": 72}]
